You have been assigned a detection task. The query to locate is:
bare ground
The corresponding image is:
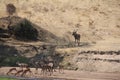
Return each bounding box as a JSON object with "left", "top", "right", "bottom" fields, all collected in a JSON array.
[{"left": 0, "top": 67, "right": 120, "bottom": 80}]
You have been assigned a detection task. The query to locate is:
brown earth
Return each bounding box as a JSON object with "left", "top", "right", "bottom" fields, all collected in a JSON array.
[
  {"left": 0, "top": 0, "right": 120, "bottom": 43},
  {"left": 0, "top": 67, "right": 120, "bottom": 80}
]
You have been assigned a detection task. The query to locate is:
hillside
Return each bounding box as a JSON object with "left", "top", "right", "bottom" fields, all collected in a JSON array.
[
  {"left": 0, "top": 0, "right": 120, "bottom": 73},
  {"left": 0, "top": 0, "right": 120, "bottom": 43}
]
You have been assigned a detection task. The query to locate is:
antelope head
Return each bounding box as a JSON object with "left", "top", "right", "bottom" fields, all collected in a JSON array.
[{"left": 72, "top": 29, "right": 78, "bottom": 35}]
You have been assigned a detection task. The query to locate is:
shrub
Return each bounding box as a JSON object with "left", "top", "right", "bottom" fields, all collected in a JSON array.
[
  {"left": 13, "top": 19, "right": 38, "bottom": 40},
  {"left": 0, "top": 56, "right": 29, "bottom": 66},
  {"left": 6, "top": 4, "right": 16, "bottom": 16}
]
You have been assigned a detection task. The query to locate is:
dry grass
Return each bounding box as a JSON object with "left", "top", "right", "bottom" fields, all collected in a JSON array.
[{"left": 0, "top": 0, "right": 120, "bottom": 43}]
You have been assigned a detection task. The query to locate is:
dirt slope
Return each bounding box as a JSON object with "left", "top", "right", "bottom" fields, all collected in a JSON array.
[{"left": 0, "top": 0, "right": 120, "bottom": 43}]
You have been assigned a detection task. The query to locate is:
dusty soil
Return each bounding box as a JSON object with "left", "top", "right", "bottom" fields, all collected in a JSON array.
[{"left": 0, "top": 67, "right": 120, "bottom": 80}]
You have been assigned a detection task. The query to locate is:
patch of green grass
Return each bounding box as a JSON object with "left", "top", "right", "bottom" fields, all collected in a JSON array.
[{"left": 0, "top": 77, "right": 17, "bottom": 80}]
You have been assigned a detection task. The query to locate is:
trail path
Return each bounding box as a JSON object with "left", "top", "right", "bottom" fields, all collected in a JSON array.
[{"left": 0, "top": 67, "right": 120, "bottom": 80}]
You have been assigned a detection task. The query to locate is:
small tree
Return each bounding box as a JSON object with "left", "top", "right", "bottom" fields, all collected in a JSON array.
[{"left": 6, "top": 3, "right": 16, "bottom": 17}]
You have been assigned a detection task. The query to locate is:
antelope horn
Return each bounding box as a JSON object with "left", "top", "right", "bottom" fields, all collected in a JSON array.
[{"left": 73, "top": 29, "right": 75, "bottom": 32}]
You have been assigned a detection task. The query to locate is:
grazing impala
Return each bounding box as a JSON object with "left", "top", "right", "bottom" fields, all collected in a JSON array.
[
  {"left": 14, "top": 68, "right": 23, "bottom": 76},
  {"left": 7, "top": 67, "right": 17, "bottom": 75},
  {"left": 21, "top": 67, "right": 33, "bottom": 77}
]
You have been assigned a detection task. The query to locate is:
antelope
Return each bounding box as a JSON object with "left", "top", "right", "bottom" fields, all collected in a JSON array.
[
  {"left": 72, "top": 29, "right": 81, "bottom": 46},
  {"left": 35, "top": 61, "right": 54, "bottom": 76},
  {"left": 46, "top": 62, "right": 54, "bottom": 76},
  {"left": 34, "top": 61, "right": 40, "bottom": 74},
  {"left": 6, "top": 67, "right": 17, "bottom": 75},
  {"left": 14, "top": 68, "right": 24, "bottom": 76},
  {"left": 21, "top": 67, "right": 33, "bottom": 77},
  {"left": 57, "top": 64, "right": 64, "bottom": 74}
]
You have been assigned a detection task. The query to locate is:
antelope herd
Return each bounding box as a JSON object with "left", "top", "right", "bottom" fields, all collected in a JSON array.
[
  {"left": 6, "top": 60, "right": 64, "bottom": 77},
  {"left": 6, "top": 62, "right": 32, "bottom": 77}
]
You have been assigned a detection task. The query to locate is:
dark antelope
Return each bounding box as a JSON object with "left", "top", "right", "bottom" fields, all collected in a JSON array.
[
  {"left": 6, "top": 67, "right": 17, "bottom": 75},
  {"left": 34, "top": 60, "right": 54, "bottom": 76},
  {"left": 21, "top": 67, "right": 33, "bottom": 77},
  {"left": 72, "top": 30, "right": 81, "bottom": 45}
]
